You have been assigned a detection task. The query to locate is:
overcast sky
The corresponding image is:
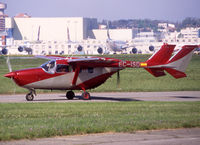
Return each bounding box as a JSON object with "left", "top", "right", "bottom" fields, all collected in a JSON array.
[{"left": 1, "top": 0, "right": 200, "bottom": 22}]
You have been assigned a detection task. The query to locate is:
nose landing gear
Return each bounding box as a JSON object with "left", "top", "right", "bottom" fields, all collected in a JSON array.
[{"left": 26, "top": 89, "right": 36, "bottom": 101}]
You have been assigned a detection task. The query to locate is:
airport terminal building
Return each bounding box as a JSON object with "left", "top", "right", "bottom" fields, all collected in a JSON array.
[
  {"left": 2, "top": 17, "right": 136, "bottom": 55},
  {"left": 9, "top": 17, "right": 98, "bottom": 41},
  {"left": 5, "top": 17, "right": 134, "bottom": 41},
  {"left": 1, "top": 16, "right": 200, "bottom": 55}
]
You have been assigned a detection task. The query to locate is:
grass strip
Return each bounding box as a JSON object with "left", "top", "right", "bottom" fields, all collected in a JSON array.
[
  {"left": 1, "top": 55, "right": 200, "bottom": 94},
  {"left": 0, "top": 101, "right": 200, "bottom": 141}
]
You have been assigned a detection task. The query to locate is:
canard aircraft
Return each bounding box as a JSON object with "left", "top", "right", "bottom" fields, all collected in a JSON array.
[{"left": 4, "top": 44, "right": 199, "bottom": 101}]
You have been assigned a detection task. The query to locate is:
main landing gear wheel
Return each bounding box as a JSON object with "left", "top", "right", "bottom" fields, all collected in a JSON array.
[
  {"left": 26, "top": 92, "right": 34, "bottom": 101},
  {"left": 66, "top": 91, "right": 75, "bottom": 100},
  {"left": 82, "top": 92, "right": 91, "bottom": 100}
]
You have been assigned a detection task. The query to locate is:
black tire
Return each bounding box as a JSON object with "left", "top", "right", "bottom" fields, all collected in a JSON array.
[
  {"left": 66, "top": 91, "right": 75, "bottom": 100},
  {"left": 26, "top": 93, "right": 34, "bottom": 101},
  {"left": 81, "top": 92, "right": 91, "bottom": 100}
]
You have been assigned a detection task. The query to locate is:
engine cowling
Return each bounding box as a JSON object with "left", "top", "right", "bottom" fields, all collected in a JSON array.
[
  {"left": 97, "top": 47, "right": 103, "bottom": 54},
  {"left": 149, "top": 45, "right": 154, "bottom": 51},
  {"left": 77, "top": 45, "right": 83, "bottom": 51},
  {"left": 24, "top": 48, "right": 33, "bottom": 55},
  {"left": 132, "top": 48, "right": 137, "bottom": 54}
]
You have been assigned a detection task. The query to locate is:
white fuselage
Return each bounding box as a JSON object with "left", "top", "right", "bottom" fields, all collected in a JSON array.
[{"left": 24, "top": 67, "right": 119, "bottom": 90}]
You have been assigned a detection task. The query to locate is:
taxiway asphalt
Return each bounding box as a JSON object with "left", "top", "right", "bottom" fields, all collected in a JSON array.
[
  {"left": 1, "top": 128, "right": 200, "bottom": 145},
  {"left": 0, "top": 91, "right": 200, "bottom": 103}
]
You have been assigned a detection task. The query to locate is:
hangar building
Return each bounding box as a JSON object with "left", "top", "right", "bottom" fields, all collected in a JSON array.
[
  {"left": 6, "top": 17, "right": 98, "bottom": 41},
  {"left": 2, "top": 16, "right": 136, "bottom": 55}
]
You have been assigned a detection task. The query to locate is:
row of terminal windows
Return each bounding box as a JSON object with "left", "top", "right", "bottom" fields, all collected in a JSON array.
[{"left": 164, "top": 39, "right": 198, "bottom": 43}]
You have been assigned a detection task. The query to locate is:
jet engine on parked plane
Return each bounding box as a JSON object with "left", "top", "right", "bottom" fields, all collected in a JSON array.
[
  {"left": 149, "top": 45, "right": 154, "bottom": 51},
  {"left": 18, "top": 46, "right": 33, "bottom": 55},
  {"left": 97, "top": 47, "right": 103, "bottom": 54},
  {"left": 77, "top": 45, "right": 83, "bottom": 52},
  {"left": 1, "top": 48, "right": 8, "bottom": 55},
  {"left": 132, "top": 47, "right": 137, "bottom": 54}
]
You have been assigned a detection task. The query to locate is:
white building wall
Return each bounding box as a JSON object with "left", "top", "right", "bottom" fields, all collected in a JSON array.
[
  {"left": 11, "top": 17, "right": 97, "bottom": 41},
  {"left": 5, "top": 17, "right": 14, "bottom": 28},
  {"left": 180, "top": 27, "right": 199, "bottom": 39},
  {"left": 133, "top": 31, "right": 157, "bottom": 42},
  {"left": 92, "top": 29, "right": 133, "bottom": 41},
  {"left": 4, "top": 17, "right": 200, "bottom": 55}
]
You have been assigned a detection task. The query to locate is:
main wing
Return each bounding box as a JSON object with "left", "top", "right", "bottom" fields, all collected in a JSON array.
[
  {"left": 67, "top": 57, "right": 120, "bottom": 68},
  {"left": 36, "top": 55, "right": 121, "bottom": 67},
  {"left": 66, "top": 57, "right": 121, "bottom": 86},
  {"left": 35, "top": 55, "right": 66, "bottom": 60}
]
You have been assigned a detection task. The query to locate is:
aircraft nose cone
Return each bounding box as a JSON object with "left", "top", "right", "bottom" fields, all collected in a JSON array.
[{"left": 4, "top": 72, "right": 16, "bottom": 78}]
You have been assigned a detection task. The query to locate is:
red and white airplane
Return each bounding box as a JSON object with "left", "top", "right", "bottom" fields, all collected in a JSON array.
[{"left": 4, "top": 44, "right": 199, "bottom": 101}]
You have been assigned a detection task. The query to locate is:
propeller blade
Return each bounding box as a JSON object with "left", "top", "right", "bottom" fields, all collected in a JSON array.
[
  {"left": 6, "top": 56, "right": 12, "bottom": 72},
  {"left": 6, "top": 56, "right": 16, "bottom": 94}
]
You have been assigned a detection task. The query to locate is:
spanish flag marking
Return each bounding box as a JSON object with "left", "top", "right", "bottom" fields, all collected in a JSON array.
[{"left": 140, "top": 62, "right": 147, "bottom": 67}]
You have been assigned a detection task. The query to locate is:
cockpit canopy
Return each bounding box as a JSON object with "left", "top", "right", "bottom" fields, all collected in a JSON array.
[
  {"left": 41, "top": 60, "right": 72, "bottom": 74},
  {"left": 41, "top": 60, "right": 56, "bottom": 74}
]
